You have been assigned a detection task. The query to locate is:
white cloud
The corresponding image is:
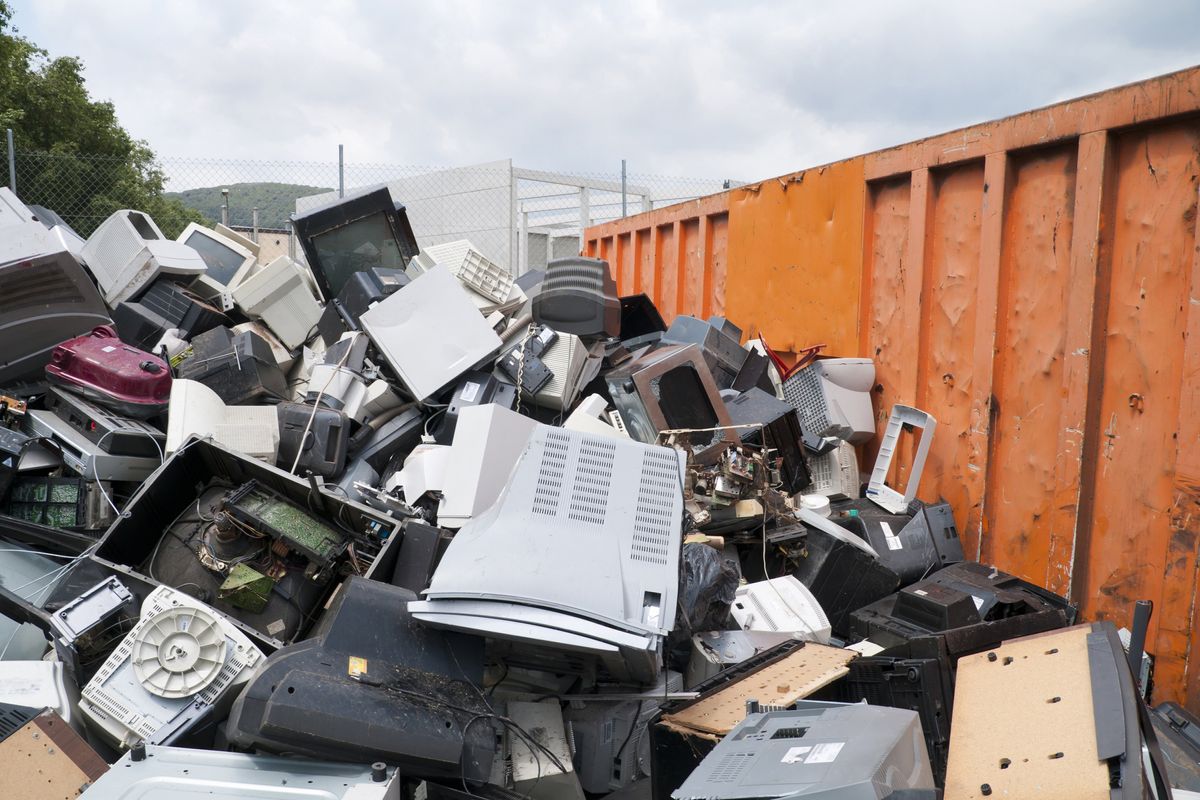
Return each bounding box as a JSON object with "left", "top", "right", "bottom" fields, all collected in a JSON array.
[{"left": 8, "top": 0, "right": 1199, "bottom": 181}]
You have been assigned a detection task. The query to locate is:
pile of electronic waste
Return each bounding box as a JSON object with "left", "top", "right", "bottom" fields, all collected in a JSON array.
[{"left": 0, "top": 184, "right": 1190, "bottom": 799}]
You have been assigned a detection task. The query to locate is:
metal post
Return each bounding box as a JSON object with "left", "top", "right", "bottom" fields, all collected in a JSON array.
[
  {"left": 6, "top": 129, "right": 15, "bottom": 193},
  {"left": 579, "top": 187, "right": 590, "bottom": 231},
  {"left": 287, "top": 221, "right": 296, "bottom": 260},
  {"left": 518, "top": 209, "right": 529, "bottom": 275},
  {"left": 338, "top": 144, "right": 344, "bottom": 199},
  {"left": 220, "top": 188, "right": 229, "bottom": 226},
  {"left": 252, "top": 207, "right": 259, "bottom": 243},
  {"left": 621, "top": 159, "right": 627, "bottom": 218}
]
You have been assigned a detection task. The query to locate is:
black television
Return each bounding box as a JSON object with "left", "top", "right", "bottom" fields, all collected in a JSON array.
[{"left": 290, "top": 186, "right": 419, "bottom": 303}]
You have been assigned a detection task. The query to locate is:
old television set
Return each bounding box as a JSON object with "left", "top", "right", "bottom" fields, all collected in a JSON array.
[
  {"left": 291, "top": 186, "right": 419, "bottom": 303},
  {"left": 81, "top": 210, "right": 206, "bottom": 305},
  {"left": 177, "top": 222, "right": 258, "bottom": 305}
]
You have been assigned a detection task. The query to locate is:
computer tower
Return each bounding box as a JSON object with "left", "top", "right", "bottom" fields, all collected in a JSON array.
[
  {"left": 781, "top": 358, "right": 876, "bottom": 448},
  {"left": 724, "top": 387, "right": 812, "bottom": 494},
  {"left": 605, "top": 343, "right": 739, "bottom": 465},
  {"left": 78, "top": 585, "right": 262, "bottom": 749},
  {"left": 81, "top": 209, "right": 206, "bottom": 305},
  {"left": 533, "top": 256, "right": 620, "bottom": 337},
  {"left": 411, "top": 424, "right": 687, "bottom": 685},
  {"left": 672, "top": 702, "right": 934, "bottom": 799},
  {"left": 0, "top": 221, "right": 111, "bottom": 386},
  {"left": 224, "top": 577, "right": 494, "bottom": 783}
]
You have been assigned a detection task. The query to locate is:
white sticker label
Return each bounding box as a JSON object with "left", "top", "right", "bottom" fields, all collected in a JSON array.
[
  {"left": 177, "top": 616, "right": 191, "bottom": 632},
  {"left": 781, "top": 743, "right": 844, "bottom": 764},
  {"left": 460, "top": 381, "right": 481, "bottom": 403},
  {"left": 881, "top": 521, "right": 903, "bottom": 550},
  {"left": 267, "top": 619, "right": 287, "bottom": 636},
  {"left": 101, "top": 345, "right": 117, "bottom": 353},
  {"left": 913, "top": 589, "right": 928, "bottom": 596},
  {"left": 806, "top": 742, "right": 844, "bottom": 764},
  {"left": 781, "top": 746, "right": 812, "bottom": 764},
  {"left": 970, "top": 594, "right": 985, "bottom": 611}
]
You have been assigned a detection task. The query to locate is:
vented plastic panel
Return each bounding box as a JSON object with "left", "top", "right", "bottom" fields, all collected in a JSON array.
[
  {"left": 422, "top": 424, "right": 686, "bottom": 639},
  {"left": 807, "top": 441, "right": 859, "bottom": 499},
  {"left": 534, "top": 333, "right": 587, "bottom": 410},
  {"left": 782, "top": 364, "right": 833, "bottom": 437},
  {"left": 423, "top": 239, "right": 513, "bottom": 303},
  {"left": 80, "top": 586, "right": 261, "bottom": 747},
  {"left": 0, "top": 263, "right": 82, "bottom": 315},
  {"left": 708, "top": 752, "right": 754, "bottom": 783}
]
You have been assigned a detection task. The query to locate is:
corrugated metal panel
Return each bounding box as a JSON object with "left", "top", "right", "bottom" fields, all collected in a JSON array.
[{"left": 584, "top": 66, "right": 1200, "bottom": 711}]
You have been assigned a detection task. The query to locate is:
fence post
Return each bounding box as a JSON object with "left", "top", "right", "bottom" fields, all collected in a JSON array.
[
  {"left": 6, "top": 129, "right": 14, "bottom": 193},
  {"left": 338, "top": 144, "right": 344, "bottom": 199},
  {"left": 579, "top": 186, "right": 590, "bottom": 232},
  {"left": 287, "top": 221, "right": 296, "bottom": 260},
  {"left": 252, "top": 207, "right": 259, "bottom": 243},
  {"left": 621, "top": 159, "right": 627, "bottom": 218},
  {"left": 220, "top": 188, "right": 229, "bottom": 226}
]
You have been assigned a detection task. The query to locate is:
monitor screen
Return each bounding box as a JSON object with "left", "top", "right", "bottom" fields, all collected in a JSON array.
[
  {"left": 311, "top": 212, "right": 407, "bottom": 299},
  {"left": 185, "top": 230, "right": 247, "bottom": 286}
]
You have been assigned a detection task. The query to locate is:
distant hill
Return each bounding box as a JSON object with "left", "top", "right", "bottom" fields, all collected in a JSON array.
[{"left": 166, "top": 182, "right": 333, "bottom": 229}]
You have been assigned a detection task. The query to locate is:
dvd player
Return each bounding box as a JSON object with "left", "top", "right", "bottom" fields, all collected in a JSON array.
[
  {"left": 21, "top": 410, "right": 160, "bottom": 482},
  {"left": 45, "top": 388, "right": 165, "bottom": 458}
]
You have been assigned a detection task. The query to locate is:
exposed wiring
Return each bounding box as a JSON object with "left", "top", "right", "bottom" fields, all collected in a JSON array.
[{"left": 290, "top": 332, "right": 360, "bottom": 475}]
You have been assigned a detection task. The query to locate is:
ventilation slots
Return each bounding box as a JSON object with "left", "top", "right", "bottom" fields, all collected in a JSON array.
[
  {"left": 632, "top": 449, "right": 679, "bottom": 565},
  {"left": 0, "top": 266, "right": 81, "bottom": 314},
  {"left": 783, "top": 366, "right": 832, "bottom": 436},
  {"left": 709, "top": 751, "right": 755, "bottom": 783},
  {"left": 533, "top": 431, "right": 570, "bottom": 517},
  {"left": 569, "top": 438, "right": 616, "bottom": 526}
]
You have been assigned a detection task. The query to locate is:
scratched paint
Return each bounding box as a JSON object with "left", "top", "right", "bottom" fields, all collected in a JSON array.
[
  {"left": 1078, "top": 119, "right": 1200, "bottom": 699},
  {"left": 917, "top": 163, "right": 984, "bottom": 541},
  {"left": 982, "top": 145, "right": 1077, "bottom": 583},
  {"left": 585, "top": 69, "right": 1200, "bottom": 711}
]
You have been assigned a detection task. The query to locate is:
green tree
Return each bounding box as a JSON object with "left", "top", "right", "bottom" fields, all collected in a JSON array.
[{"left": 0, "top": 1, "right": 204, "bottom": 236}]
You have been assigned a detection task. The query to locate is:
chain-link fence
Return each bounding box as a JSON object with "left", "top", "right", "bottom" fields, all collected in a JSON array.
[{"left": 3, "top": 137, "right": 735, "bottom": 273}]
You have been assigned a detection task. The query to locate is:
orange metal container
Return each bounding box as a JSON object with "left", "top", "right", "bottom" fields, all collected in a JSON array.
[{"left": 585, "top": 66, "right": 1200, "bottom": 711}]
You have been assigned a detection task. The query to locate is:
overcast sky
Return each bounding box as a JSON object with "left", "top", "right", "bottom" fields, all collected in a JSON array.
[{"left": 8, "top": 1, "right": 1200, "bottom": 181}]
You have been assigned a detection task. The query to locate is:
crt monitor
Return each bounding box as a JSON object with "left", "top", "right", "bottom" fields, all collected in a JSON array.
[
  {"left": 177, "top": 222, "right": 257, "bottom": 300},
  {"left": 291, "top": 186, "right": 419, "bottom": 303}
]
